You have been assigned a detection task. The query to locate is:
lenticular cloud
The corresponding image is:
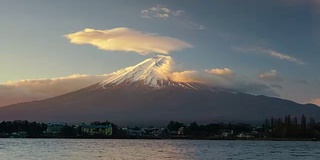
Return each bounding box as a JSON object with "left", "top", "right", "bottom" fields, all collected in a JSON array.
[{"left": 65, "top": 27, "right": 193, "bottom": 55}]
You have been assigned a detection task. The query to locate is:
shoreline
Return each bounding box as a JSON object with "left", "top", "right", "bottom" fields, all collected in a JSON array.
[{"left": 1, "top": 136, "right": 318, "bottom": 141}]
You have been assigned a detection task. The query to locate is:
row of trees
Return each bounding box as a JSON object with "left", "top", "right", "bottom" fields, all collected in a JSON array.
[
  {"left": 0, "top": 120, "right": 124, "bottom": 138},
  {"left": 167, "top": 121, "right": 252, "bottom": 136},
  {"left": 264, "top": 115, "right": 320, "bottom": 138},
  {"left": 1, "top": 117, "right": 319, "bottom": 139},
  {"left": 0, "top": 120, "right": 253, "bottom": 138},
  {"left": 0, "top": 120, "right": 46, "bottom": 137}
]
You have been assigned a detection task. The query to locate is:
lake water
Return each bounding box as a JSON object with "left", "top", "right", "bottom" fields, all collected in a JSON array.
[{"left": 0, "top": 139, "right": 319, "bottom": 160}]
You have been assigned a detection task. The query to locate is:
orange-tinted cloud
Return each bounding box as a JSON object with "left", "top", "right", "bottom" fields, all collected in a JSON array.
[
  {"left": 0, "top": 74, "right": 109, "bottom": 107},
  {"left": 205, "top": 68, "right": 235, "bottom": 76},
  {"left": 169, "top": 69, "right": 277, "bottom": 97},
  {"left": 310, "top": 98, "right": 320, "bottom": 106},
  {"left": 65, "top": 27, "right": 193, "bottom": 55},
  {"left": 170, "top": 70, "right": 204, "bottom": 83},
  {"left": 259, "top": 70, "right": 282, "bottom": 82}
]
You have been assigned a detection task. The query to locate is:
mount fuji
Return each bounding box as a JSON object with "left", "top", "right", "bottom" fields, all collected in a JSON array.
[{"left": 0, "top": 56, "right": 319, "bottom": 125}]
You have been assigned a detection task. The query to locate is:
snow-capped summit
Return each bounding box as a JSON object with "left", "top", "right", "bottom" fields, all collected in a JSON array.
[
  {"left": 99, "top": 55, "right": 203, "bottom": 89},
  {"left": 100, "top": 55, "right": 174, "bottom": 88}
]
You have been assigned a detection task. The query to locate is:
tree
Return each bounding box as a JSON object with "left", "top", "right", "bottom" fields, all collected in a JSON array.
[
  {"left": 167, "top": 121, "right": 185, "bottom": 132},
  {"left": 270, "top": 117, "right": 275, "bottom": 129},
  {"left": 277, "top": 118, "right": 283, "bottom": 128},
  {"left": 285, "top": 115, "right": 291, "bottom": 128},
  {"left": 301, "top": 115, "right": 307, "bottom": 130},
  {"left": 185, "top": 122, "right": 201, "bottom": 135},
  {"left": 293, "top": 116, "right": 298, "bottom": 126},
  {"left": 301, "top": 115, "right": 307, "bottom": 137},
  {"left": 61, "top": 126, "right": 76, "bottom": 137},
  {"left": 228, "top": 122, "right": 232, "bottom": 132},
  {"left": 265, "top": 118, "right": 270, "bottom": 130},
  {"left": 309, "top": 117, "right": 316, "bottom": 129}
]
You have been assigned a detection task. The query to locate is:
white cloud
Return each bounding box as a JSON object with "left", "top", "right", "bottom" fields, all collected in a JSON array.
[
  {"left": 198, "top": 25, "right": 206, "bottom": 30},
  {"left": 268, "top": 51, "right": 304, "bottom": 64},
  {"left": 172, "top": 10, "right": 183, "bottom": 16},
  {"left": 234, "top": 46, "right": 305, "bottom": 65},
  {"left": 270, "top": 84, "right": 283, "bottom": 90},
  {"left": 141, "top": 5, "right": 183, "bottom": 19},
  {"left": 140, "top": 5, "right": 205, "bottom": 30},
  {"left": 0, "top": 74, "right": 109, "bottom": 107},
  {"left": 65, "top": 27, "right": 193, "bottom": 55},
  {"left": 205, "top": 68, "right": 235, "bottom": 76},
  {"left": 259, "top": 70, "right": 282, "bottom": 82}
]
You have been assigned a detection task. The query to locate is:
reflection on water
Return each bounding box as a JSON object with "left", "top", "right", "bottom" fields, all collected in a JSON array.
[{"left": 0, "top": 139, "right": 320, "bottom": 160}]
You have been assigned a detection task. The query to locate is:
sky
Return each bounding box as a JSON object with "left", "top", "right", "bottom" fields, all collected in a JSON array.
[{"left": 0, "top": 0, "right": 320, "bottom": 106}]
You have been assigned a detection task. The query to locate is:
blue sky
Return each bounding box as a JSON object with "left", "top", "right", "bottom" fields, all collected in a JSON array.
[{"left": 0, "top": 0, "right": 319, "bottom": 105}]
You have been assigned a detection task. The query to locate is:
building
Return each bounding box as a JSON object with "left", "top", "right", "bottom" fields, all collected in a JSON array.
[
  {"left": 81, "top": 123, "right": 112, "bottom": 136},
  {"left": 46, "top": 122, "right": 67, "bottom": 134},
  {"left": 236, "top": 133, "right": 253, "bottom": 138},
  {"left": 221, "top": 130, "right": 234, "bottom": 137},
  {"left": 10, "top": 131, "right": 28, "bottom": 138},
  {"left": 178, "top": 127, "right": 185, "bottom": 135},
  {"left": 122, "top": 127, "right": 142, "bottom": 136},
  {"left": 142, "top": 128, "right": 165, "bottom": 137}
]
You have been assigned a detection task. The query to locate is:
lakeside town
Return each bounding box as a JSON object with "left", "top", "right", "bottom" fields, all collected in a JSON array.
[{"left": 0, "top": 115, "right": 319, "bottom": 140}]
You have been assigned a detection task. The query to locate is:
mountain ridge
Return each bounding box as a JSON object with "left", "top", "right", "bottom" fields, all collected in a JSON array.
[{"left": 0, "top": 56, "right": 319, "bottom": 125}]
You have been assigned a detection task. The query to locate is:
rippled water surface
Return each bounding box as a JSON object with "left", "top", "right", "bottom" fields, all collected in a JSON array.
[{"left": 0, "top": 139, "right": 319, "bottom": 160}]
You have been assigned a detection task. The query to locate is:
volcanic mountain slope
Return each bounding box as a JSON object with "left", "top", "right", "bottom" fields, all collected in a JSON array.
[{"left": 0, "top": 56, "right": 319, "bottom": 125}]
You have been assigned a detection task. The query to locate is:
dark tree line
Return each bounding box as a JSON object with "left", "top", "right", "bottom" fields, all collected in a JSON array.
[
  {"left": 0, "top": 120, "right": 125, "bottom": 138},
  {"left": 167, "top": 121, "right": 252, "bottom": 136},
  {"left": 1, "top": 118, "right": 319, "bottom": 139},
  {"left": 0, "top": 120, "right": 46, "bottom": 137},
  {"left": 264, "top": 115, "right": 320, "bottom": 138}
]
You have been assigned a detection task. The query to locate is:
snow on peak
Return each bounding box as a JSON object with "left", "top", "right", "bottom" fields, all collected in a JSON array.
[{"left": 100, "top": 55, "right": 174, "bottom": 87}]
